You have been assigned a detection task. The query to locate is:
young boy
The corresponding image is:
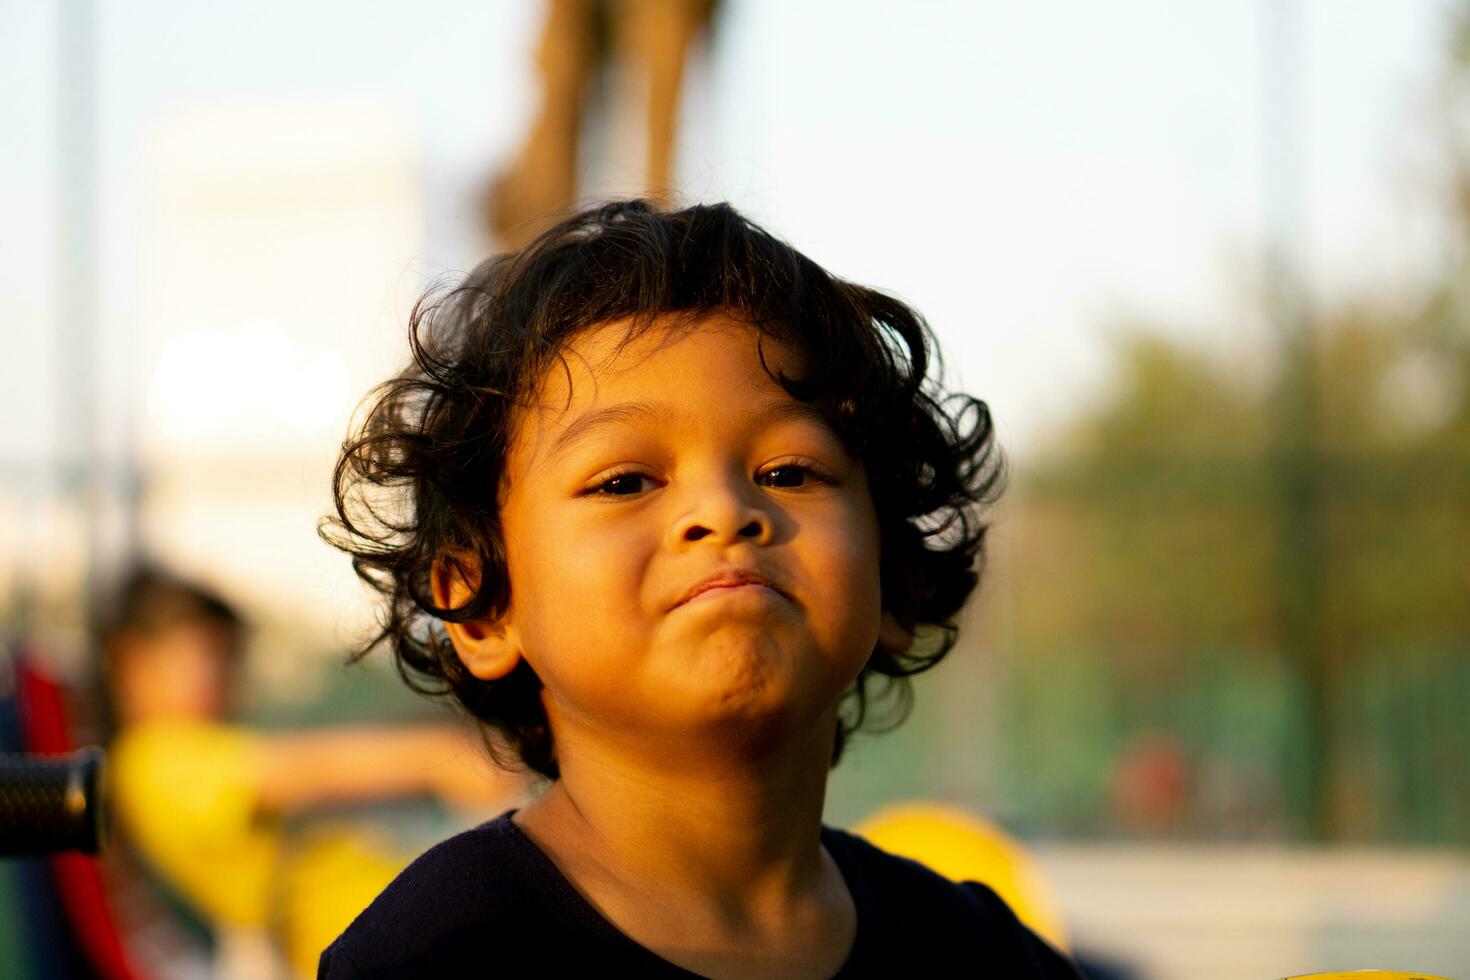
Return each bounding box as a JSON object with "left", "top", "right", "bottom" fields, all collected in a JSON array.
[{"left": 319, "top": 201, "right": 1080, "bottom": 977}]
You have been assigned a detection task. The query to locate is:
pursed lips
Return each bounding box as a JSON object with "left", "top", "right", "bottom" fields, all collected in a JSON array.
[{"left": 671, "top": 570, "right": 789, "bottom": 610}]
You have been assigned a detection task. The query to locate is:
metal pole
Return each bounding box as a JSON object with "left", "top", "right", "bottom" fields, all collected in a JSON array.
[
  {"left": 1261, "top": 0, "right": 1332, "bottom": 840},
  {"left": 56, "top": 0, "right": 102, "bottom": 635}
]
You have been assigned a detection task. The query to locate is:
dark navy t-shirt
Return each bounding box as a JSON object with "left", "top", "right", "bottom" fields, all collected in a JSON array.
[{"left": 318, "top": 812, "right": 1083, "bottom": 978}]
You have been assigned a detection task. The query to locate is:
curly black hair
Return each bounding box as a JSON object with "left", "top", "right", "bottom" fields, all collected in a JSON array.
[{"left": 323, "top": 200, "right": 1003, "bottom": 779}]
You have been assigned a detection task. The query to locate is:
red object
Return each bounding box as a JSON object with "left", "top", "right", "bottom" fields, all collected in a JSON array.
[{"left": 18, "top": 655, "right": 147, "bottom": 980}]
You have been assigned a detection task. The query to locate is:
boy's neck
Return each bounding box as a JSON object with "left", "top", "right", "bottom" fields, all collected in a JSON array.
[
  {"left": 511, "top": 710, "right": 852, "bottom": 971},
  {"left": 518, "top": 716, "right": 835, "bottom": 899}
]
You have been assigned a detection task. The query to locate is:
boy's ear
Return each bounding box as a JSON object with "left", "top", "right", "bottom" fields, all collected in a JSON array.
[
  {"left": 430, "top": 555, "right": 522, "bottom": 682},
  {"left": 876, "top": 610, "right": 914, "bottom": 656}
]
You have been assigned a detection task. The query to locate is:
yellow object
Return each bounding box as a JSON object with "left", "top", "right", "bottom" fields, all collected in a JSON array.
[
  {"left": 279, "top": 828, "right": 404, "bottom": 978},
  {"left": 111, "top": 720, "right": 406, "bottom": 977},
  {"left": 111, "top": 720, "right": 280, "bottom": 927},
  {"left": 854, "top": 801, "right": 1070, "bottom": 953},
  {"left": 1283, "top": 974, "right": 1457, "bottom": 979}
]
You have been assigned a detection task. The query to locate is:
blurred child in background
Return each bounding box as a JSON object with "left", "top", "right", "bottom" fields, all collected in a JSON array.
[{"left": 101, "top": 567, "right": 525, "bottom": 977}]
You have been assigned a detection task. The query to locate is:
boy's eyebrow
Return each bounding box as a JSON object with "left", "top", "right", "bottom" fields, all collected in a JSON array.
[{"left": 546, "top": 398, "right": 832, "bottom": 460}]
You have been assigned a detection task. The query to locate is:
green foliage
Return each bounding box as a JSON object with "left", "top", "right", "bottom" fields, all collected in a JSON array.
[
  {"left": 1058, "top": 331, "right": 1269, "bottom": 454},
  {"left": 1018, "top": 305, "right": 1470, "bottom": 650},
  {"left": 994, "top": 5, "right": 1470, "bottom": 840}
]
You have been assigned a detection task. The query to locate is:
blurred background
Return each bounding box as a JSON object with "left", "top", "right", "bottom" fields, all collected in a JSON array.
[{"left": 3, "top": 0, "right": 1469, "bottom": 977}]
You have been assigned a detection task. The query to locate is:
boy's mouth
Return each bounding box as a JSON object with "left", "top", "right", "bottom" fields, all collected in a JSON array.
[{"left": 670, "top": 569, "right": 789, "bottom": 610}]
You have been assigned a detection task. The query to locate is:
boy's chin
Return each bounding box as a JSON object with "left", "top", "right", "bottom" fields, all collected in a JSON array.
[
  {"left": 676, "top": 627, "right": 796, "bottom": 692},
  {"left": 664, "top": 640, "right": 846, "bottom": 750}
]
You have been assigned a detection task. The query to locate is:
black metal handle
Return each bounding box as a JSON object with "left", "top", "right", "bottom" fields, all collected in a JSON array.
[{"left": 0, "top": 746, "right": 108, "bottom": 856}]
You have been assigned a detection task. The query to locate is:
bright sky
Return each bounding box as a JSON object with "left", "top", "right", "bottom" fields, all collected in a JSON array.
[{"left": 0, "top": 0, "right": 1457, "bottom": 463}]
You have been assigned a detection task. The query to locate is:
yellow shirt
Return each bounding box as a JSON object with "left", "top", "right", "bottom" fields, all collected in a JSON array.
[
  {"left": 111, "top": 720, "right": 278, "bottom": 928},
  {"left": 110, "top": 720, "right": 404, "bottom": 976}
]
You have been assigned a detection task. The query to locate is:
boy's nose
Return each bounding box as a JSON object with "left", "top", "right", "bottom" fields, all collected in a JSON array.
[{"left": 670, "top": 485, "right": 774, "bottom": 548}]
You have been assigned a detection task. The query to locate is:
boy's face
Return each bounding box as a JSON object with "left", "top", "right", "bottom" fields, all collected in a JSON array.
[{"left": 464, "top": 312, "right": 887, "bottom": 759}]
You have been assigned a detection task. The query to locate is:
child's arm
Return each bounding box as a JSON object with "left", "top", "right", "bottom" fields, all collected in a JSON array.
[{"left": 255, "top": 725, "right": 520, "bottom": 815}]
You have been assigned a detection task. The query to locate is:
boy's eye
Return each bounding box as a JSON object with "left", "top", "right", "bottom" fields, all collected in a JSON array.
[
  {"left": 590, "top": 472, "right": 655, "bottom": 496},
  {"left": 584, "top": 462, "right": 827, "bottom": 497},
  {"left": 758, "top": 465, "right": 815, "bottom": 488}
]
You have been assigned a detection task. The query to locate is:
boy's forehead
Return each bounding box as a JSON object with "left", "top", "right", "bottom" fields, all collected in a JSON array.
[
  {"left": 528, "top": 311, "right": 804, "bottom": 419},
  {"left": 500, "top": 312, "right": 819, "bottom": 475}
]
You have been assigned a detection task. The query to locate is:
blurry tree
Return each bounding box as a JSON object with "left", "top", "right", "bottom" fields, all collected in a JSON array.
[
  {"left": 1004, "top": 2, "right": 1470, "bottom": 842},
  {"left": 1019, "top": 332, "right": 1275, "bottom": 660}
]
